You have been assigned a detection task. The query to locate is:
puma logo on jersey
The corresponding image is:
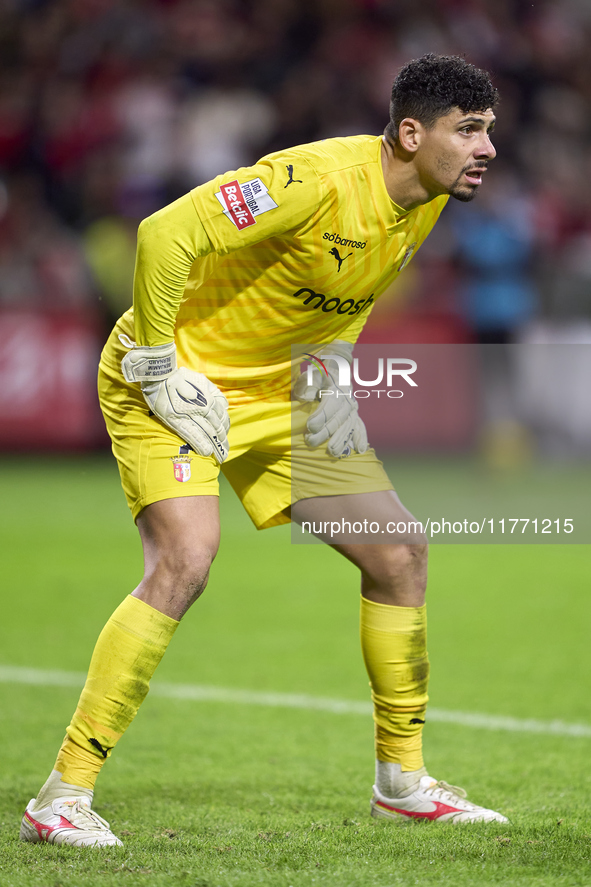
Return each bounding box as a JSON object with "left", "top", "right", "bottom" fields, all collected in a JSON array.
[
  {"left": 329, "top": 247, "right": 352, "bottom": 272},
  {"left": 284, "top": 165, "right": 302, "bottom": 187}
]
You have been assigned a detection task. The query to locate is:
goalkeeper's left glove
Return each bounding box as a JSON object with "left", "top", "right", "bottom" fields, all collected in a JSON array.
[{"left": 293, "top": 340, "right": 368, "bottom": 457}]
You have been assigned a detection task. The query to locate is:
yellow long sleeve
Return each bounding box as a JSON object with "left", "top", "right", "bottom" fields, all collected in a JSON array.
[{"left": 133, "top": 193, "right": 214, "bottom": 346}]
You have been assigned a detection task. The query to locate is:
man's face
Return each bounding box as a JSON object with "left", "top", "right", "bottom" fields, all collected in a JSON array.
[{"left": 415, "top": 108, "right": 497, "bottom": 202}]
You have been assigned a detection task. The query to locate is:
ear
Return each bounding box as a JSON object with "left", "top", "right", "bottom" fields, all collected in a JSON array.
[{"left": 397, "top": 118, "right": 423, "bottom": 154}]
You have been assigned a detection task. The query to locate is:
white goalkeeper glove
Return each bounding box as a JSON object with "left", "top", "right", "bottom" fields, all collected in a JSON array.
[
  {"left": 121, "top": 339, "right": 230, "bottom": 464},
  {"left": 293, "top": 340, "right": 368, "bottom": 457}
]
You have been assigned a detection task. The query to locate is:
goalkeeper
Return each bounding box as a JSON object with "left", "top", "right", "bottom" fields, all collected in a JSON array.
[{"left": 20, "top": 54, "right": 507, "bottom": 847}]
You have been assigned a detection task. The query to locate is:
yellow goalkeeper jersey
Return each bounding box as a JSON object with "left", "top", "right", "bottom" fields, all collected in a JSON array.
[{"left": 112, "top": 134, "right": 447, "bottom": 404}]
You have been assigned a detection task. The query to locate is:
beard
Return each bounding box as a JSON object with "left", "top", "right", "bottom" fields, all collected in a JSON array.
[
  {"left": 448, "top": 162, "right": 488, "bottom": 202},
  {"left": 450, "top": 184, "right": 478, "bottom": 202}
]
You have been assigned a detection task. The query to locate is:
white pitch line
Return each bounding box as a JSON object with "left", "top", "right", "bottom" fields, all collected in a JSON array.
[{"left": 1, "top": 664, "right": 590, "bottom": 739}]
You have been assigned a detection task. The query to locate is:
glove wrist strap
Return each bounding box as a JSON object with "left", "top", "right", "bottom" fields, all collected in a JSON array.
[{"left": 121, "top": 341, "right": 177, "bottom": 383}]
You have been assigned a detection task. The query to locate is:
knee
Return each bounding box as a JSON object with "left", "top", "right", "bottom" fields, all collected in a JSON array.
[
  {"left": 359, "top": 543, "right": 428, "bottom": 607},
  {"left": 143, "top": 541, "right": 218, "bottom": 614},
  {"left": 364, "top": 543, "right": 428, "bottom": 586},
  {"left": 158, "top": 544, "right": 217, "bottom": 595},
  {"left": 135, "top": 543, "right": 217, "bottom": 620}
]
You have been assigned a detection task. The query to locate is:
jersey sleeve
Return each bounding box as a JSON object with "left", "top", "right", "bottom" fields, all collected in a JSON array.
[
  {"left": 133, "top": 193, "right": 215, "bottom": 346},
  {"left": 189, "top": 154, "right": 323, "bottom": 254},
  {"left": 133, "top": 154, "right": 323, "bottom": 346}
]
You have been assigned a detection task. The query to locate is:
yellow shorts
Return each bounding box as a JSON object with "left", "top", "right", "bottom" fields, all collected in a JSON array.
[{"left": 98, "top": 340, "right": 393, "bottom": 529}]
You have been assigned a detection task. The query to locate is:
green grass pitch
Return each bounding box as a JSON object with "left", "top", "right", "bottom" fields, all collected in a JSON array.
[{"left": 1, "top": 455, "right": 590, "bottom": 886}]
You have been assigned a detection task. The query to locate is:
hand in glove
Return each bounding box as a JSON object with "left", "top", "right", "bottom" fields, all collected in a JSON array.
[
  {"left": 293, "top": 341, "right": 368, "bottom": 457},
  {"left": 121, "top": 340, "right": 230, "bottom": 463}
]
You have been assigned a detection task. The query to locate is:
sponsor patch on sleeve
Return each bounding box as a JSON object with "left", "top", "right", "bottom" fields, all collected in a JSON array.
[{"left": 215, "top": 177, "right": 278, "bottom": 229}]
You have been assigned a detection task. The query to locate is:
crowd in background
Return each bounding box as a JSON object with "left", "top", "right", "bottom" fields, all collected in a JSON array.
[{"left": 1, "top": 0, "right": 591, "bottom": 342}]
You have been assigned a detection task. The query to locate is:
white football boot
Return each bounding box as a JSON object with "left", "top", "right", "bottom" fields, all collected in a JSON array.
[
  {"left": 20, "top": 796, "right": 122, "bottom": 847},
  {"left": 371, "top": 762, "right": 508, "bottom": 824}
]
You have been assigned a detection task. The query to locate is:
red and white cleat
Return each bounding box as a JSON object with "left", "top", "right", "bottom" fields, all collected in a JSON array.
[
  {"left": 20, "top": 796, "right": 122, "bottom": 847},
  {"left": 371, "top": 776, "right": 509, "bottom": 824}
]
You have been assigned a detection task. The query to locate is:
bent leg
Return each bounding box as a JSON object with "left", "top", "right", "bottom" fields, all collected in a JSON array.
[
  {"left": 293, "top": 491, "right": 429, "bottom": 792},
  {"left": 36, "top": 496, "right": 219, "bottom": 804},
  {"left": 135, "top": 495, "right": 220, "bottom": 619},
  {"left": 345, "top": 554, "right": 429, "bottom": 780}
]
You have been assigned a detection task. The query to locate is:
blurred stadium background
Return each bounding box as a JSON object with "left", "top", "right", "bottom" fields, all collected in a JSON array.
[{"left": 0, "top": 0, "right": 590, "bottom": 456}]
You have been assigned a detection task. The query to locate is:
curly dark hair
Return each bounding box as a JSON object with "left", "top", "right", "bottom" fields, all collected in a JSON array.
[{"left": 385, "top": 54, "right": 499, "bottom": 141}]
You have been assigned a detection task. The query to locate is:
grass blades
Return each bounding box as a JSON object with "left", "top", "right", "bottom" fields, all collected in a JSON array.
[{"left": 0, "top": 455, "right": 590, "bottom": 886}]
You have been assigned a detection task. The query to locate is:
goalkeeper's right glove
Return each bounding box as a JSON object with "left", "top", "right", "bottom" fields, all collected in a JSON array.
[
  {"left": 293, "top": 341, "right": 368, "bottom": 458},
  {"left": 121, "top": 339, "right": 230, "bottom": 463}
]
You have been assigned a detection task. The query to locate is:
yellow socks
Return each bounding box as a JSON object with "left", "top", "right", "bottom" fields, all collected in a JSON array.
[
  {"left": 40, "top": 594, "right": 428, "bottom": 801},
  {"left": 360, "top": 596, "right": 429, "bottom": 773},
  {"left": 53, "top": 595, "right": 178, "bottom": 791}
]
